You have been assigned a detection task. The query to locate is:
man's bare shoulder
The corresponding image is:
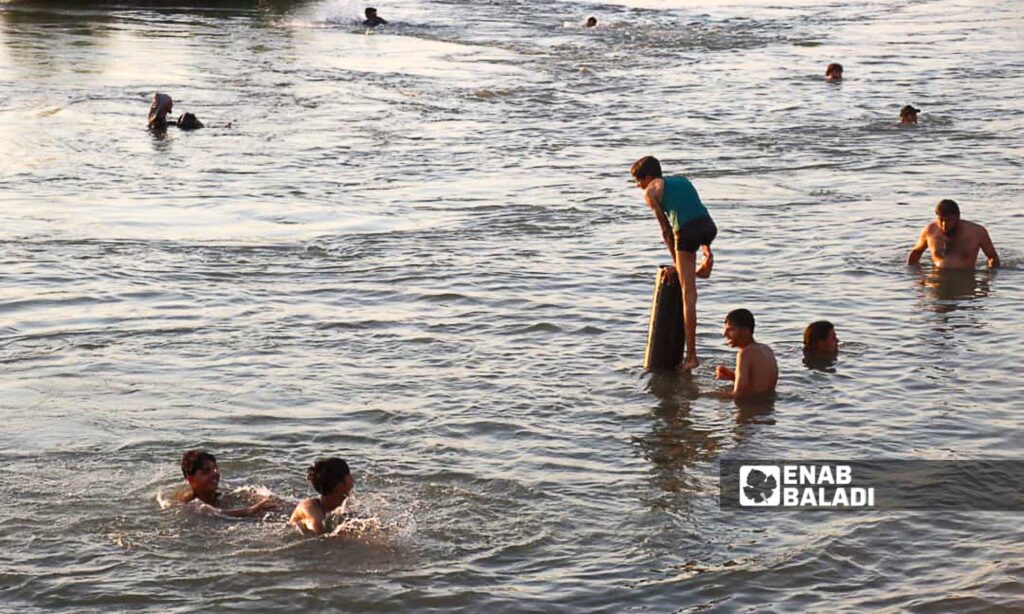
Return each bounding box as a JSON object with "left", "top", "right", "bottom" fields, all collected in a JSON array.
[
  {"left": 289, "top": 498, "right": 318, "bottom": 521},
  {"left": 961, "top": 219, "right": 989, "bottom": 235}
]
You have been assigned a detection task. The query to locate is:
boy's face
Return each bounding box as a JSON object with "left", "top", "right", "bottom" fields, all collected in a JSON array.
[
  {"left": 634, "top": 175, "right": 653, "bottom": 190},
  {"left": 186, "top": 460, "right": 220, "bottom": 497}
]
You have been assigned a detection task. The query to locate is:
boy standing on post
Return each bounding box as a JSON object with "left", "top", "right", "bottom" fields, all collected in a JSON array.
[{"left": 632, "top": 156, "right": 717, "bottom": 371}]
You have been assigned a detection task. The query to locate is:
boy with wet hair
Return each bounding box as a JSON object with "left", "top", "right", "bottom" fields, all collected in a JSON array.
[
  {"left": 289, "top": 457, "right": 355, "bottom": 535},
  {"left": 632, "top": 155, "right": 717, "bottom": 371},
  {"left": 715, "top": 309, "right": 778, "bottom": 398},
  {"left": 178, "top": 449, "right": 278, "bottom": 517},
  {"left": 803, "top": 320, "right": 839, "bottom": 355},
  {"left": 363, "top": 7, "right": 388, "bottom": 27},
  {"left": 825, "top": 62, "right": 843, "bottom": 81}
]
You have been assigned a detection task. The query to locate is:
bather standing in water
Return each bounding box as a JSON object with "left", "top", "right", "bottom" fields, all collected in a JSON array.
[
  {"left": 715, "top": 309, "right": 778, "bottom": 399},
  {"left": 289, "top": 457, "right": 355, "bottom": 536},
  {"left": 147, "top": 93, "right": 204, "bottom": 132},
  {"left": 907, "top": 199, "right": 999, "bottom": 270},
  {"left": 363, "top": 7, "right": 388, "bottom": 27},
  {"left": 177, "top": 449, "right": 279, "bottom": 517}
]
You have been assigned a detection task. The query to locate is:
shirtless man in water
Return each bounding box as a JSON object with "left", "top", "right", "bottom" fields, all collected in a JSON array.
[
  {"left": 715, "top": 309, "right": 778, "bottom": 399},
  {"left": 907, "top": 199, "right": 999, "bottom": 269},
  {"left": 289, "top": 457, "right": 355, "bottom": 535},
  {"left": 178, "top": 449, "right": 278, "bottom": 517}
]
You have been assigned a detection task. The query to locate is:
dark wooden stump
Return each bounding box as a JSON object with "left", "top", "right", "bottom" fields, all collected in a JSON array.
[{"left": 643, "top": 265, "right": 684, "bottom": 371}]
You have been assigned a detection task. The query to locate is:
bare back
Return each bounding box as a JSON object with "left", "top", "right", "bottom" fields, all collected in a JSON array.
[{"left": 735, "top": 341, "right": 778, "bottom": 397}]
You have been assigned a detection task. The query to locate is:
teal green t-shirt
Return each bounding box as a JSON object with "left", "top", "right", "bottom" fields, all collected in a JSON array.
[{"left": 661, "top": 176, "right": 709, "bottom": 231}]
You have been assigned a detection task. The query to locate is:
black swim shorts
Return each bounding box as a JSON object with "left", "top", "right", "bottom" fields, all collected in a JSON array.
[{"left": 674, "top": 215, "right": 718, "bottom": 253}]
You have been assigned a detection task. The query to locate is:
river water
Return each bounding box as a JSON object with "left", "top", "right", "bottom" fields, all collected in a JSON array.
[{"left": 0, "top": 0, "right": 1022, "bottom": 611}]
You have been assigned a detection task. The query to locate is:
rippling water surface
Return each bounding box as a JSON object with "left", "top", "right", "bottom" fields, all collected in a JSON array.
[{"left": 1, "top": 0, "right": 1022, "bottom": 611}]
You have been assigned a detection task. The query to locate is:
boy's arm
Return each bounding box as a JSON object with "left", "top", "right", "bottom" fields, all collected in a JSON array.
[
  {"left": 980, "top": 227, "right": 999, "bottom": 268},
  {"left": 219, "top": 498, "right": 277, "bottom": 518},
  {"left": 907, "top": 226, "right": 929, "bottom": 265},
  {"left": 645, "top": 191, "right": 676, "bottom": 261}
]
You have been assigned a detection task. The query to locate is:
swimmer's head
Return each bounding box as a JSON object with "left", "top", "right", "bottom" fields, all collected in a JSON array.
[
  {"left": 181, "top": 449, "right": 219, "bottom": 499},
  {"left": 630, "top": 156, "right": 663, "bottom": 189},
  {"left": 825, "top": 63, "right": 843, "bottom": 81},
  {"left": 724, "top": 308, "right": 755, "bottom": 347},
  {"left": 308, "top": 457, "right": 354, "bottom": 499},
  {"left": 176, "top": 112, "right": 204, "bottom": 131},
  {"left": 804, "top": 320, "right": 838, "bottom": 354},
  {"left": 365, "top": 7, "right": 378, "bottom": 18},
  {"left": 899, "top": 105, "right": 920, "bottom": 124},
  {"left": 935, "top": 199, "right": 960, "bottom": 236},
  {"left": 585, "top": 16, "right": 597, "bottom": 27},
  {"left": 148, "top": 93, "right": 173, "bottom": 129}
]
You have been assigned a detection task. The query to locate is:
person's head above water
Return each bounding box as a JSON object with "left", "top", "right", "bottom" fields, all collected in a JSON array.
[
  {"left": 630, "top": 155, "right": 663, "bottom": 189},
  {"left": 825, "top": 62, "right": 843, "bottom": 81},
  {"left": 176, "top": 112, "right": 204, "bottom": 131},
  {"left": 585, "top": 16, "right": 597, "bottom": 27},
  {"left": 899, "top": 104, "right": 920, "bottom": 124},
  {"left": 308, "top": 457, "right": 354, "bottom": 500},
  {"left": 148, "top": 93, "right": 173, "bottom": 129},
  {"left": 181, "top": 449, "right": 219, "bottom": 504},
  {"left": 723, "top": 308, "right": 755, "bottom": 347},
  {"left": 935, "top": 198, "right": 960, "bottom": 236},
  {"left": 803, "top": 320, "right": 838, "bottom": 354},
  {"left": 365, "top": 7, "right": 378, "bottom": 18}
]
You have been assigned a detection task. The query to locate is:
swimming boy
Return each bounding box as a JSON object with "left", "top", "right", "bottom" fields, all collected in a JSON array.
[
  {"left": 715, "top": 309, "right": 778, "bottom": 398},
  {"left": 178, "top": 449, "right": 279, "bottom": 517},
  {"left": 803, "top": 320, "right": 839, "bottom": 356},
  {"left": 907, "top": 199, "right": 999, "bottom": 269},
  {"left": 585, "top": 16, "right": 598, "bottom": 27},
  {"left": 363, "top": 7, "right": 388, "bottom": 27},
  {"left": 825, "top": 63, "right": 843, "bottom": 81},
  {"left": 148, "top": 93, "right": 174, "bottom": 130},
  {"left": 289, "top": 457, "right": 355, "bottom": 536},
  {"left": 632, "top": 155, "right": 717, "bottom": 371},
  {"left": 899, "top": 105, "right": 920, "bottom": 125}
]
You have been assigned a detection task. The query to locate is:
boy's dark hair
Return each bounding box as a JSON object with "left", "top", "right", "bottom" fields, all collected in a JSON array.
[
  {"left": 308, "top": 457, "right": 351, "bottom": 495},
  {"left": 365, "top": 7, "right": 377, "bottom": 15},
  {"left": 181, "top": 449, "right": 216, "bottom": 478},
  {"left": 936, "top": 199, "right": 960, "bottom": 217},
  {"left": 630, "top": 156, "right": 663, "bottom": 180},
  {"left": 826, "top": 62, "right": 843, "bottom": 74},
  {"left": 803, "top": 320, "right": 834, "bottom": 350},
  {"left": 725, "top": 308, "right": 755, "bottom": 332}
]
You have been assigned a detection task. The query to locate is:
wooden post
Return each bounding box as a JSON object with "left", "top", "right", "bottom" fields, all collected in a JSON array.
[{"left": 643, "top": 265, "right": 684, "bottom": 371}]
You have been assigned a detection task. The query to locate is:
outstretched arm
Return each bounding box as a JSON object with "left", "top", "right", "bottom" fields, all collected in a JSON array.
[
  {"left": 220, "top": 497, "right": 278, "bottom": 518},
  {"left": 980, "top": 228, "right": 1000, "bottom": 268},
  {"left": 907, "top": 227, "right": 928, "bottom": 265}
]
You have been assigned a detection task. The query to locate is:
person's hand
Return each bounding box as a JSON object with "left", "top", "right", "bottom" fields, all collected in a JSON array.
[
  {"left": 661, "top": 266, "right": 676, "bottom": 283},
  {"left": 715, "top": 365, "right": 734, "bottom": 380}
]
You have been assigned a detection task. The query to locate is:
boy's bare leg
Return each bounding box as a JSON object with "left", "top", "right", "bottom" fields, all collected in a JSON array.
[
  {"left": 696, "top": 244, "right": 714, "bottom": 279},
  {"left": 675, "top": 250, "right": 699, "bottom": 371}
]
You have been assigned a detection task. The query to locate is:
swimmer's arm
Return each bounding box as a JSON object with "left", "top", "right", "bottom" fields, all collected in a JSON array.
[
  {"left": 646, "top": 193, "right": 676, "bottom": 261},
  {"left": 980, "top": 228, "right": 999, "bottom": 268},
  {"left": 220, "top": 498, "right": 278, "bottom": 518},
  {"left": 731, "top": 350, "right": 753, "bottom": 399},
  {"left": 289, "top": 501, "right": 326, "bottom": 535},
  {"left": 906, "top": 227, "right": 929, "bottom": 265}
]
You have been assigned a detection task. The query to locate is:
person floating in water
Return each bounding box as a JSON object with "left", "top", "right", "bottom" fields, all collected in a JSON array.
[
  {"left": 907, "top": 199, "right": 999, "bottom": 270},
  {"left": 148, "top": 93, "right": 204, "bottom": 131},
  {"left": 715, "top": 309, "right": 778, "bottom": 398},
  {"left": 825, "top": 62, "right": 843, "bottom": 81},
  {"left": 177, "top": 449, "right": 279, "bottom": 517},
  {"left": 899, "top": 104, "right": 920, "bottom": 125},
  {"left": 585, "top": 16, "right": 598, "bottom": 27},
  {"left": 289, "top": 457, "right": 355, "bottom": 536},
  {"left": 803, "top": 320, "right": 839, "bottom": 356},
  {"left": 363, "top": 7, "right": 388, "bottom": 27},
  {"left": 632, "top": 155, "right": 717, "bottom": 371}
]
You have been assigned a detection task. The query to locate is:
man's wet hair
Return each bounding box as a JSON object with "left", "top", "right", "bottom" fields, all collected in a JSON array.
[
  {"left": 826, "top": 62, "right": 843, "bottom": 75},
  {"left": 726, "top": 308, "right": 755, "bottom": 332},
  {"left": 936, "top": 199, "right": 960, "bottom": 217},
  {"left": 586, "top": 16, "right": 598, "bottom": 27},
  {"left": 308, "top": 457, "right": 351, "bottom": 495},
  {"left": 630, "top": 156, "right": 663, "bottom": 180},
  {"left": 365, "top": 7, "right": 377, "bottom": 16},
  {"left": 803, "top": 320, "right": 834, "bottom": 351},
  {"left": 181, "top": 449, "right": 216, "bottom": 478}
]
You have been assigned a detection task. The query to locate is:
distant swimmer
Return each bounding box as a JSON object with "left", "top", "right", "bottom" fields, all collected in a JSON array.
[
  {"left": 803, "top": 320, "right": 839, "bottom": 356},
  {"left": 632, "top": 155, "right": 718, "bottom": 371},
  {"left": 825, "top": 62, "right": 843, "bottom": 81},
  {"left": 177, "top": 449, "right": 279, "bottom": 517},
  {"left": 585, "top": 16, "right": 598, "bottom": 28},
  {"left": 363, "top": 7, "right": 388, "bottom": 27},
  {"left": 148, "top": 93, "right": 204, "bottom": 131},
  {"left": 899, "top": 104, "right": 920, "bottom": 125},
  {"left": 907, "top": 199, "right": 999, "bottom": 270},
  {"left": 289, "top": 457, "right": 355, "bottom": 536},
  {"left": 715, "top": 309, "right": 778, "bottom": 398}
]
